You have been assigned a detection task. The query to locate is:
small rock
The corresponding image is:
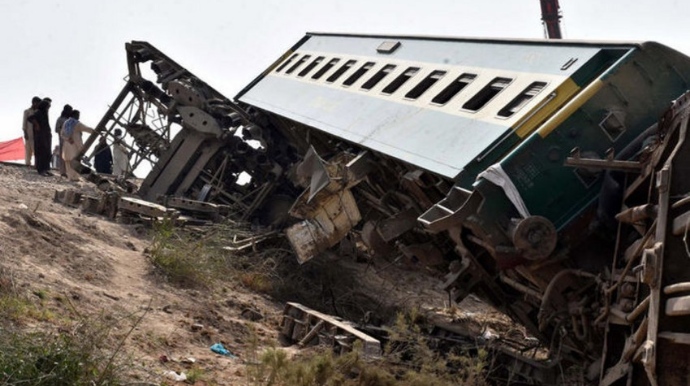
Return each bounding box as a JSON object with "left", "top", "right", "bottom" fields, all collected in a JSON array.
[
  {"left": 125, "top": 241, "right": 137, "bottom": 251},
  {"left": 181, "top": 357, "right": 196, "bottom": 364},
  {"left": 162, "top": 305, "right": 174, "bottom": 314},
  {"left": 241, "top": 308, "right": 264, "bottom": 321},
  {"left": 191, "top": 323, "right": 204, "bottom": 332},
  {"left": 18, "top": 203, "right": 28, "bottom": 210},
  {"left": 164, "top": 371, "right": 186, "bottom": 382},
  {"left": 38, "top": 273, "right": 45, "bottom": 279}
]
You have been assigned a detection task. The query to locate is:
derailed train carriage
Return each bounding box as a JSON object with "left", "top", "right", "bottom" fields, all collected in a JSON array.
[{"left": 78, "top": 34, "right": 690, "bottom": 385}]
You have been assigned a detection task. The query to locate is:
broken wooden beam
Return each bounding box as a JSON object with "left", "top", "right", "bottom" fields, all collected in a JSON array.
[{"left": 281, "top": 302, "right": 381, "bottom": 357}]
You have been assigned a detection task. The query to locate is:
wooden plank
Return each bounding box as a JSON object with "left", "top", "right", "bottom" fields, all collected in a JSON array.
[{"left": 283, "top": 302, "right": 381, "bottom": 356}]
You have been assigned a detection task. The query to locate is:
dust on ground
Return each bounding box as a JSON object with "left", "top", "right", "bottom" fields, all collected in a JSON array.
[{"left": 0, "top": 162, "right": 524, "bottom": 385}]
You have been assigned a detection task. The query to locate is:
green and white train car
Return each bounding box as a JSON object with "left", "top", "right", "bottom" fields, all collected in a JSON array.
[{"left": 236, "top": 33, "right": 690, "bottom": 384}]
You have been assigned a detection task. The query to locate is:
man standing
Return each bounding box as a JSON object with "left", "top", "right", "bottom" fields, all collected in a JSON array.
[
  {"left": 93, "top": 136, "right": 113, "bottom": 174},
  {"left": 61, "top": 110, "right": 96, "bottom": 181},
  {"left": 22, "top": 96, "right": 41, "bottom": 166},
  {"left": 55, "top": 104, "right": 73, "bottom": 177},
  {"left": 29, "top": 99, "right": 53, "bottom": 176},
  {"left": 112, "top": 128, "right": 130, "bottom": 177}
]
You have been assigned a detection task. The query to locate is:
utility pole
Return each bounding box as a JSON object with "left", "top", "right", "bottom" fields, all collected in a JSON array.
[{"left": 540, "top": 0, "right": 563, "bottom": 39}]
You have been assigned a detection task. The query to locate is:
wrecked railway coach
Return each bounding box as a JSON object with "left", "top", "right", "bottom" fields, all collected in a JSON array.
[{"left": 76, "top": 35, "right": 690, "bottom": 384}]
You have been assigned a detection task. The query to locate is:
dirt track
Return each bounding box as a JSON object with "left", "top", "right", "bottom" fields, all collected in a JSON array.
[{"left": 0, "top": 163, "right": 287, "bottom": 385}]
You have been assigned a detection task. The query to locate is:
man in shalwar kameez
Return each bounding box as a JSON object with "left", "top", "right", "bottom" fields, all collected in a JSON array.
[
  {"left": 61, "top": 110, "right": 95, "bottom": 181},
  {"left": 112, "top": 129, "right": 131, "bottom": 178}
]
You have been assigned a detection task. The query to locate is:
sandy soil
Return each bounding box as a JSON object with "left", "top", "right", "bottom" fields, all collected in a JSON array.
[
  {"left": 0, "top": 162, "right": 525, "bottom": 385},
  {"left": 0, "top": 163, "right": 283, "bottom": 385}
]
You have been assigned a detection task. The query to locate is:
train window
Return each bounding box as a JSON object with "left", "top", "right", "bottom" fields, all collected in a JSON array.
[
  {"left": 405, "top": 70, "right": 447, "bottom": 100},
  {"left": 431, "top": 73, "right": 476, "bottom": 105},
  {"left": 276, "top": 54, "right": 299, "bottom": 73},
  {"left": 382, "top": 67, "right": 419, "bottom": 95},
  {"left": 326, "top": 60, "right": 357, "bottom": 83},
  {"left": 497, "top": 81, "right": 547, "bottom": 117},
  {"left": 343, "top": 62, "right": 375, "bottom": 86},
  {"left": 462, "top": 77, "right": 512, "bottom": 112},
  {"left": 285, "top": 54, "right": 311, "bottom": 75},
  {"left": 361, "top": 64, "right": 396, "bottom": 90},
  {"left": 298, "top": 56, "right": 325, "bottom": 77},
  {"left": 312, "top": 58, "right": 340, "bottom": 80}
]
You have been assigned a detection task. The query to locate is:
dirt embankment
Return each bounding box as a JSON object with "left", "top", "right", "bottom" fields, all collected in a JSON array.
[{"left": 0, "top": 163, "right": 522, "bottom": 385}]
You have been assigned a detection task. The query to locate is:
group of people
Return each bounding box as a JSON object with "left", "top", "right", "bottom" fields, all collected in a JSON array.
[{"left": 22, "top": 96, "right": 131, "bottom": 181}]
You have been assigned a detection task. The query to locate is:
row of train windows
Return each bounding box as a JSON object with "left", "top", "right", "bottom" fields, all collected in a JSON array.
[{"left": 275, "top": 53, "right": 548, "bottom": 118}]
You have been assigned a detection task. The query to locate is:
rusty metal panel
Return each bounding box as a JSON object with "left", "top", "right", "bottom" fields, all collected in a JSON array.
[{"left": 286, "top": 189, "right": 361, "bottom": 264}]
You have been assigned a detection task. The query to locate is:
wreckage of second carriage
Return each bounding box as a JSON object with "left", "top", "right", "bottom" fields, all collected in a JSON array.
[{"left": 75, "top": 34, "right": 690, "bottom": 385}]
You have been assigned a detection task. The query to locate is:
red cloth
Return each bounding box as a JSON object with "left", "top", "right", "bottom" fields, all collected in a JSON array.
[{"left": 0, "top": 137, "right": 25, "bottom": 162}]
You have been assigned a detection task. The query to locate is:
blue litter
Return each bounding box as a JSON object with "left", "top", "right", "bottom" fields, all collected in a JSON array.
[{"left": 210, "top": 343, "right": 238, "bottom": 358}]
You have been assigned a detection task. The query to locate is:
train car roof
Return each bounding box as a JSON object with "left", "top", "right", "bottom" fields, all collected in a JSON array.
[
  {"left": 236, "top": 34, "right": 675, "bottom": 179},
  {"left": 305, "top": 32, "right": 645, "bottom": 48}
]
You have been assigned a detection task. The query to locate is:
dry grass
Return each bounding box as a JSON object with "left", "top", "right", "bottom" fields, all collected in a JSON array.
[
  {"left": 147, "top": 220, "right": 491, "bottom": 385},
  {"left": 243, "top": 309, "right": 489, "bottom": 386},
  {"left": 146, "top": 219, "right": 394, "bottom": 322},
  {"left": 0, "top": 265, "right": 152, "bottom": 386}
]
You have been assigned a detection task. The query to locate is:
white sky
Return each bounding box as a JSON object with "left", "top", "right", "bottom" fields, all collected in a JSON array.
[{"left": 1, "top": 0, "right": 689, "bottom": 144}]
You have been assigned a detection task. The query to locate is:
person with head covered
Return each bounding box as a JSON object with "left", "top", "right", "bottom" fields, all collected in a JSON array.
[
  {"left": 28, "top": 98, "right": 53, "bottom": 176},
  {"left": 22, "top": 96, "right": 41, "bottom": 166}
]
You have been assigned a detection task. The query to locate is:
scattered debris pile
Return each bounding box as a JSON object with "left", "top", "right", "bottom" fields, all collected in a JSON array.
[{"left": 53, "top": 34, "right": 690, "bottom": 385}]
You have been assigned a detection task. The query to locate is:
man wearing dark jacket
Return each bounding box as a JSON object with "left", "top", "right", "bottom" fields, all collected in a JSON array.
[
  {"left": 93, "top": 137, "right": 113, "bottom": 174},
  {"left": 29, "top": 99, "right": 53, "bottom": 176}
]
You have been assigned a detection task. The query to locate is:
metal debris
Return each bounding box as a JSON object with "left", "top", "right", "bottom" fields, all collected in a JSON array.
[{"left": 281, "top": 302, "right": 381, "bottom": 357}]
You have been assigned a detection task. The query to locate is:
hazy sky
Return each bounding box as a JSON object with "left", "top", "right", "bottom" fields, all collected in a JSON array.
[{"left": 1, "top": 0, "right": 689, "bottom": 144}]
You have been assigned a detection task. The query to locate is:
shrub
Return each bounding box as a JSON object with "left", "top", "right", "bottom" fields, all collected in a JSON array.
[{"left": 0, "top": 326, "right": 125, "bottom": 386}]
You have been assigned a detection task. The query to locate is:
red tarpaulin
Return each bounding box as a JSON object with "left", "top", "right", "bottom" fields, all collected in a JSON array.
[{"left": 0, "top": 137, "right": 25, "bottom": 162}]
